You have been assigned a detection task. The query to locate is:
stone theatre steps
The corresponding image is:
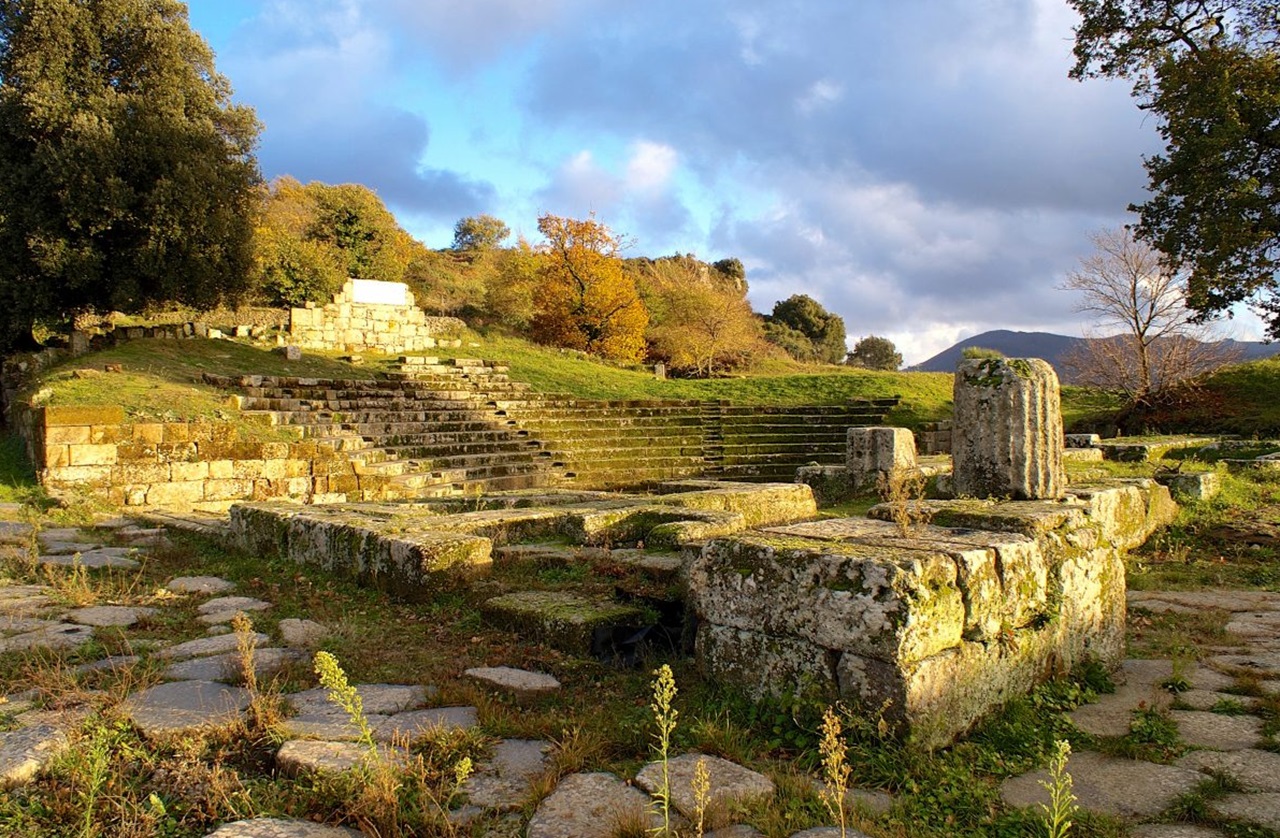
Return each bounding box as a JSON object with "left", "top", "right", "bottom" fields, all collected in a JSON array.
[
  {"left": 207, "top": 358, "right": 900, "bottom": 498},
  {"left": 206, "top": 365, "right": 566, "bottom": 499}
]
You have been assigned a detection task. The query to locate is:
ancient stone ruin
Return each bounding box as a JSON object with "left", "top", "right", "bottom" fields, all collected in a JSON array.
[
  {"left": 952, "top": 357, "right": 1064, "bottom": 500},
  {"left": 288, "top": 279, "right": 465, "bottom": 355},
  {"left": 219, "top": 356, "right": 1175, "bottom": 747},
  {"left": 687, "top": 356, "right": 1173, "bottom": 745}
]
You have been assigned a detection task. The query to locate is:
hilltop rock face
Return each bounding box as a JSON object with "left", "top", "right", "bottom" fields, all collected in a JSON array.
[{"left": 952, "top": 358, "right": 1064, "bottom": 501}]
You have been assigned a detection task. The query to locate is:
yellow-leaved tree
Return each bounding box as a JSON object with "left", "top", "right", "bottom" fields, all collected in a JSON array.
[{"left": 531, "top": 214, "right": 648, "bottom": 362}]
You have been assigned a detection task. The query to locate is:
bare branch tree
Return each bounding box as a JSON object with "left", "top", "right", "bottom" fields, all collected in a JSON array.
[{"left": 1060, "top": 227, "right": 1240, "bottom": 405}]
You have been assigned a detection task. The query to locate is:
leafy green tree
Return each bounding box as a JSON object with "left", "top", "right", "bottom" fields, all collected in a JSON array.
[
  {"left": 1069, "top": 0, "right": 1280, "bottom": 336},
  {"left": 306, "top": 182, "right": 416, "bottom": 283},
  {"left": 847, "top": 335, "right": 903, "bottom": 370},
  {"left": 0, "top": 0, "right": 261, "bottom": 348},
  {"left": 767, "top": 294, "right": 847, "bottom": 364},
  {"left": 452, "top": 214, "right": 510, "bottom": 251},
  {"left": 712, "top": 257, "right": 747, "bottom": 290},
  {"left": 252, "top": 177, "right": 422, "bottom": 306}
]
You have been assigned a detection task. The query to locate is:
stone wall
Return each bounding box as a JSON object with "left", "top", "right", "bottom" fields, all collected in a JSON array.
[
  {"left": 288, "top": 280, "right": 465, "bottom": 355},
  {"left": 688, "top": 479, "right": 1177, "bottom": 747},
  {"left": 25, "top": 405, "right": 360, "bottom": 511}
]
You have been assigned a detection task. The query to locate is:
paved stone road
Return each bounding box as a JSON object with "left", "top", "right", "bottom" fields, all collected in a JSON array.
[{"left": 1000, "top": 589, "right": 1280, "bottom": 835}]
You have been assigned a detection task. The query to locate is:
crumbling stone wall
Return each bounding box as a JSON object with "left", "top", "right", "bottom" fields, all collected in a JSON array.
[
  {"left": 288, "top": 279, "right": 465, "bottom": 355},
  {"left": 24, "top": 405, "right": 358, "bottom": 510}
]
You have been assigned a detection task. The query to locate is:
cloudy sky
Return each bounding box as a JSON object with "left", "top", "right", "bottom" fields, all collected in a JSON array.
[{"left": 183, "top": 0, "right": 1262, "bottom": 364}]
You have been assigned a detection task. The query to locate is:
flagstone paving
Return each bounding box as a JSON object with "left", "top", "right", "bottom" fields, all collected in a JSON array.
[{"left": 5, "top": 517, "right": 1280, "bottom": 836}]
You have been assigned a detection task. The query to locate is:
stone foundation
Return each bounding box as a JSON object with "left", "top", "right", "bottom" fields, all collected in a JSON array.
[
  {"left": 687, "top": 479, "right": 1176, "bottom": 747},
  {"left": 288, "top": 280, "right": 464, "bottom": 355},
  {"left": 229, "top": 481, "right": 818, "bottom": 600},
  {"left": 24, "top": 405, "right": 358, "bottom": 511}
]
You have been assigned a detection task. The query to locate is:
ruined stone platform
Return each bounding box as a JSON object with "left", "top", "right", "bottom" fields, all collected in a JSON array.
[
  {"left": 228, "top": 481, "right": 817, "bottom": 600},
  {"left": 688, "top": 479, "right": 1177, "bottom": 747}
]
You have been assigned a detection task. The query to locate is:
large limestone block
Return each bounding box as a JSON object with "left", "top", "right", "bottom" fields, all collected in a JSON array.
[
  {"left": 838, "top": 630, "right": 1061, "bottom": 747},
  {"left": 952, "top": 358, "right": 1064, "bottom": 500},
  {"left": 767, "top": 517, "right": 1049, "bottom": 642},
  {"left": 696, "top": 624, "right": 834, "bottom": 699},
  {"left": 847, "top": 427, "right": 916, "bottom": 491},
  {"left": 688, "top": 533, "right": 964, "bottom": 664}
]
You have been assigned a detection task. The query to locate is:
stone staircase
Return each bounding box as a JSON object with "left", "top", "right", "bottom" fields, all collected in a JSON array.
[
  {"left": 205, "top": 356, "right": 900, "bottom": 499},
  {"left": 204, "top": 361, "right": 568, "bottom": 499}
]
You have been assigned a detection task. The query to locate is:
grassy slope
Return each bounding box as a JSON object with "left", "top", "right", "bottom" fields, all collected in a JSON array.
[
  {"left": 1150, "top": 357, "right": 1280, "bottom": 437},
  {"left": 20, "top": 333, "right": 1133, "bottom": 435},
  {"left": 27, "top": 338, "right": 373, "bottom": 421},
  {"left": 477, "top": 335, "right": 955, "bottom": 428}
]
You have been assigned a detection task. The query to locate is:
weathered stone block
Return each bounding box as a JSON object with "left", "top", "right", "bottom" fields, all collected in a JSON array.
[
  {"left": 68, "top": 444, "right": 117, "bottom": 466},
  {"left": 169, "top": 461, "right": 210, "bottom": 482},
  {"left": 952, "top": 358, "right": 1064, "bottom": 500},
  {"left": 692, "top": 481, "right": 1162, "bottom": 747},
  {"left": 689, "top": 533, "right": 964, "bottom": 664},
  {"left": 44, "top": 426, "right": 90, "bottom": 445},
  {"left": 144, "top": 481, "right": 206, "bottom": 508},
  {"left": 111, "top": 463, "right": 172, "bottom": 484},
  {"left": 847, "top": 426, "right": 916, "bottom": 491},
  {"left": 482, "top": 591, "right": 646, "bottom": 655},
  {"left": 43, "top": 405, "right": 124, "bottom": 426},
  {"left": 47, "top": 465, "right": 110, "bottom": 484},
  {"left": 1160, "top": 471, "right": 1222, "bottom": 502},
  {"left": 132, "top": 423, "right": 165, "bottom": 444},
  {"left": 207, "top": 460, "right": 234, "bottom": 479}
]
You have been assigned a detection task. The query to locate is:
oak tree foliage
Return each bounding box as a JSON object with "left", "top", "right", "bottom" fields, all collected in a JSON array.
[
  {"left": 451, "top": 214, "right": 510, "bottom": 251},
  {"left": 846, "top": 335, "right": 903, "bottom": 370},
  {"left": 765, "top": 294, "right": 847, "bottom": 364},
  {"left": 633, "top": 254, "right": 764, "bottom": 376},
  {"left": 254, "top": 177, "right": 420, "bottom": 307},
  {"left": 1069, "top": 0, "right": 1280, "bottom": 335},
  {"left": 531, "top": 214, "right": 648, "bottom": 362},
  {"left": 0, "top": 0, "right": 261, "bottom": 348}
]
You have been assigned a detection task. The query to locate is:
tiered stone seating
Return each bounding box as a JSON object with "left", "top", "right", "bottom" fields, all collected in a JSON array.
[
  {"left": 204, "top": 367, "right": 566, "bottom": 499},
  {"left": 206, "top": 358, "right": 901, "bottom": 498}
]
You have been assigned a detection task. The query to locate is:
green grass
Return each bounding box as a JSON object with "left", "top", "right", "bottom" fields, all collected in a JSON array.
[
  {"left": 1149, "top": 357, "right": 1280, "bottom": 437},
  {"left": 0, "top": 434, "right": 39, "bottom": 504},
  {"left": 474, "top": 334, "right": 957, "bottom": 428},
  {"left": 25, "top": 338, "right": 374, "bottom": 423}
]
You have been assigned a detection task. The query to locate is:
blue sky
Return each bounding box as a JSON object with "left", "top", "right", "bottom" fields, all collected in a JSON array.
[{"left": 183, "top": 0, "right": 1262, "bottom": 364}]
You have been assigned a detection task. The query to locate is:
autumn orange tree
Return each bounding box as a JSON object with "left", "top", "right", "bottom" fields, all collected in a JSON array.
[
  {"left": 531, "top": 214, "right": 648, "bottom": 362},
  {"left": 636, "top": 255, "right": 764, "bottom": 376}
]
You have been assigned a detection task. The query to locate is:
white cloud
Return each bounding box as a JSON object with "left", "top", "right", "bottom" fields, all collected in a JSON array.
[
  {"left": 795, "top": 79, "right": 843, "bottom": 114},
  {"left": 624, "top": 142, "right": 678, "bottom": 194}
]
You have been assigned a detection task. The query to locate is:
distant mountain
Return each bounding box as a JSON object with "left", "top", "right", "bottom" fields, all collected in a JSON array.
[{"left": 913, "top": 329, "right": 1280, "bottom": 381}]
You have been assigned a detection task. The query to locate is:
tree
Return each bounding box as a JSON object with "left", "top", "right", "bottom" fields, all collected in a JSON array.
[
  {"left": 531, "top": 214, "right": 648, "bottom": 362},
  {"left": 252, "top": 177, "right": 421, "bottom": 306},
  {"left": 635, "top": 255, "right": 764, "bottom": 376},
  {"left": 0, "top": 0, "right": 261, "bottom": 348},
  {"left": 253, "top": 178, "right": 344, "bottom": 307},
  {"left": 306, "top": 182, "right": 416, "bottom": 283},
  {"left": 1069, "top": 0, "right": 1280, "bottom": 336},
  {"left": 1059, "top": 227, "right": 1239, "bottom": 405},
  {"left": 452, "top": 214, "right": 510, "bottom": 251},
  {"left": 847, "top": 335, "right": 903, "bottom": 370},
  {"left": 766, "top": 294, "right": 847, "bottom": 364}
]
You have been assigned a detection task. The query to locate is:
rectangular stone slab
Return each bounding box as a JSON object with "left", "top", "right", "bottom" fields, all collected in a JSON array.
[{"left": 688, "top": 532, "right": 964, "bottom": 664}]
